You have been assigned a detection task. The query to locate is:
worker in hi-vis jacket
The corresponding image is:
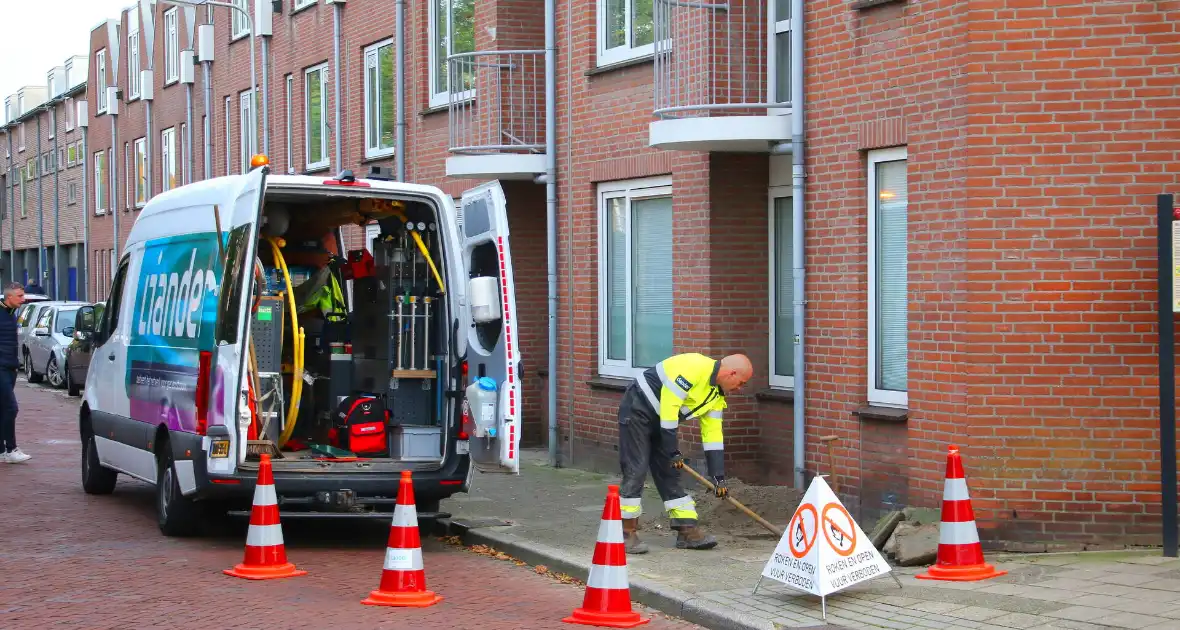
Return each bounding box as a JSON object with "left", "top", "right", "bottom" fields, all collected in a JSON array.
[{"left": 616, "top": 352, "right": 753, "bottom": 553}]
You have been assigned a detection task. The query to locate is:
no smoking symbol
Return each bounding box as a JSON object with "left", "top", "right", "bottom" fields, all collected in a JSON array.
[
  {"left": 787, "top": 504, "right": 818, "bottom": 559},
  {"left": 821, "top": 503, "right": 857, "bottom": 557}
]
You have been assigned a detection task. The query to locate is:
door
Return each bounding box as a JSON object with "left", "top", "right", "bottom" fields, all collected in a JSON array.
[
  {"left": 94, "top": 256, "right": 134, "bottom": 419},
  {"left": 70, "top": 304, "right": 102, "bottom": 386},
  {"left": 458, "top": 181, "right": 521, "bottom": 474},
  {"left": 208, "top": 167, "right": 268, "bottom": 465}
]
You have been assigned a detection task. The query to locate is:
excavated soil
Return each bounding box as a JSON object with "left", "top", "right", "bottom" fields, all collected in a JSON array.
[{"left": 641, "top": 478, "right": 803, "bottom": 539}]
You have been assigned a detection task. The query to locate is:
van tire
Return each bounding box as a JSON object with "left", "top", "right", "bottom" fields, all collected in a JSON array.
[
  {"left": 81, "top": 430, "right": 118, "bottom": 495},
  {"left": 156, "top": 441, "right": 202, "bottom": 537}
]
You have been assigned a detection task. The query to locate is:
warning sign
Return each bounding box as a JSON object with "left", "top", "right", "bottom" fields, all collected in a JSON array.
[{"left": 760, "top": 476, "right": 893, "bottom": 598}]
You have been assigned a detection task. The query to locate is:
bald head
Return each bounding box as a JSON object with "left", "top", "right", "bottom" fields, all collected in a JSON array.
[{"left": 717, "top": 354, "right": 753, "bottom": 395}]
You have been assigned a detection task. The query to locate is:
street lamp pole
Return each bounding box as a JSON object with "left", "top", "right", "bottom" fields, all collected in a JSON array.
[{"left": 162, "top": 0, "right": 259, "bottom": 159}]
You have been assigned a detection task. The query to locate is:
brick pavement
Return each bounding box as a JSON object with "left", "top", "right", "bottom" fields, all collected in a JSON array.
[{"left": 0, "top": 380, "right": 701, "bottom": 630}]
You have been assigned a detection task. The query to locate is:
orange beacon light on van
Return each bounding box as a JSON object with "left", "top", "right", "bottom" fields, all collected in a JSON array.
[{"left": 250, "top": 154, "right": 270, "bottom": 168}]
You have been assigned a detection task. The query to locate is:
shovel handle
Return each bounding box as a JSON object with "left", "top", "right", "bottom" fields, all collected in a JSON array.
[{"left": 681, "top": 463, "right": 784, "bottom": 538}]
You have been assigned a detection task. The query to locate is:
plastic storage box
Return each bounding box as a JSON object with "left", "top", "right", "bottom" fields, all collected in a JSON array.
[{"left": 390, "top": 425, "right": 442, "bottom": 460}]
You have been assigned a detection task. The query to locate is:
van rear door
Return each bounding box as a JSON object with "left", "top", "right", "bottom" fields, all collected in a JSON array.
[
  {"left": 208, "top": 167, "right": 268, "bottom": 467},
  {"left": 458, "top": 182, "right": 521, "bottom": 474}
]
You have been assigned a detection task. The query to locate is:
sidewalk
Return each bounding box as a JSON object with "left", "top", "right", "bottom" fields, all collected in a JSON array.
[{"left": 437, "top": 449, "right": 1180, "bottom": 630}]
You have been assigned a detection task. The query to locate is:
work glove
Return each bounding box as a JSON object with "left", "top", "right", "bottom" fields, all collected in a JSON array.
[
  {"left": 670, "top": 451, "right": 685, "bottom": 469},
  {"left": 713, "top": 476, "right": 728, "bottom": 499}
]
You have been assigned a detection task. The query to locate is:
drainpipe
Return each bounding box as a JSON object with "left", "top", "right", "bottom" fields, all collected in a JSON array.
[
  {"left": 543, "top": 0, "right": 559, "bottom": 467},
  {"left": 789, "top": 0, "right": 806, "bottom": 491},
  {"left": 79, "top": 105, "right": 89, "bottom": 301},
  {"left": 203, "top": 61, "right": 212, "bottom": 177},
  {"left": 332, "top": 0, "right": 342, "bottom": 170},
  {"left": 112, "top": 110, "right": 120, "bottom": 259},
  {"left": 35, "top": 111, "right": 46, "bottom": 295},
  {"left": 200, "top": 14, "right": 213, "bottom": 179},
  {"left": 51, "top": 105, "right": 61, "bottom": 301},
  {"left": 5, "top": 130, "right": 13, "bottom": 284},
  {"left": 394, "top": 0, "right": 405, "bottom": 181},
  {"left": 185, "top": 84, "right": 194, "bottom": 184}
]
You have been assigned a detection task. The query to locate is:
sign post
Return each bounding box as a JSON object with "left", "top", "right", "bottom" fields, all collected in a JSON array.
[
  {"left": 756, "top": 475, "right": 899, "bottom": 619},
  {"left": 1159, "top": 192, "right": 1178, "bottom": 558}
]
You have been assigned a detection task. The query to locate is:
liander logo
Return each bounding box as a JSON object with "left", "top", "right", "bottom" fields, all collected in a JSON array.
[{"left": 132, "top": 233, "right": 223, "bottom": 350}]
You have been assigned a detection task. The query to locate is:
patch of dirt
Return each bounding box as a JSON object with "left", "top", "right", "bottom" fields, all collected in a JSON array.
[{"left": 640, "top": 478, "right": 802, "bottom": 538}]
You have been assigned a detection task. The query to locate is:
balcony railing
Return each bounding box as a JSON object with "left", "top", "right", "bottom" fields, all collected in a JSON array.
[
  {"left": 447, "top": 50, "right": 546, "bottom": 156},
  {"left": 653, "top": 0, "right": 790, "bottom": 120}
]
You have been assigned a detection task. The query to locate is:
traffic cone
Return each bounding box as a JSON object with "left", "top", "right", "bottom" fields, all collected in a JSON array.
[
  {"left": 223, "top": 454, "right": 307, "bottom": 580},
  {"left": 915, "top": 445, "right": 1008, "bottom": 582},
  {"left": 362, "top": 470, "right": 443, "bottom": 608},
  {"left": 563, "top": 485, "right": 649, "bottom": 628}
]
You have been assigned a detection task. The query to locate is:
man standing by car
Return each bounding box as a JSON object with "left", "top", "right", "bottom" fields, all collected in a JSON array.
[{"left": 0, "top": 282, "right": 29, "bottom": 463}]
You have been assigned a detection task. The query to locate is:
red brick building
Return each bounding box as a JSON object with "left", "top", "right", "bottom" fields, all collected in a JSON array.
[
  {"left": 0, "top": 57, "right": 91, "bottom": 301},
  {"left": 77, "top": 0, "right": 1180, "bottom": 548}
]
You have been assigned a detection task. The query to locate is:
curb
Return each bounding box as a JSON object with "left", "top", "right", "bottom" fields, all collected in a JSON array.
[{"left": 442, "top": 519, "right": 776, "bottom": 630}]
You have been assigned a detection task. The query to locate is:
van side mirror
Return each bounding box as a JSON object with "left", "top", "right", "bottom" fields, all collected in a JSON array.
[{"left": 74, "top": 306, "right": 97, "bottom": 335}]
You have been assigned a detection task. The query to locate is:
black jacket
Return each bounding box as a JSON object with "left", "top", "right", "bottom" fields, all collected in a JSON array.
[{"left": 0, "top": 304, "right": 19, "bottom": 369}]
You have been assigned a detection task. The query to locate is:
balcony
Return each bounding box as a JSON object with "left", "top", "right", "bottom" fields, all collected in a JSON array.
[
  {"left": 650, "top": 0, "right": 793, "bottom": 152},
  {"left": 446, "top": 50, "right": 548, "bottom": 180}
]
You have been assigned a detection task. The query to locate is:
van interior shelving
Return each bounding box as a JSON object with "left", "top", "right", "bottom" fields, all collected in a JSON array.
[{"left": 238, "top": 190, "right": 454, "bottom": 472}]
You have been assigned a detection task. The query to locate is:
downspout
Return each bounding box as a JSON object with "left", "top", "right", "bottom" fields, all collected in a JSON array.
[
  {"left": 394, "top": 0, "right": 405, "bottom": 180},
  {"left": 6, "top": 130, "right": 13, "bottom": 284},
  {"left": 35, "top": 111, "right": 45, "bottom": 295},
  {"left": 260, "top": 31, "right": 270, "bottom": 156},
  {"left": 544, "top": 0, "right": 559, "bottom": 467},
  {"left": 81, "top": 117, "right": 89, "bottom": 301},
  {"left": 112, "top": 112, "right": 120, "bottom": 259},
  {"left": 51, "top": 105, "right": 61, "bottom": 300},
  {"left": 563, "top": 0, "right": 574, "bottom": 466},
  {"left": 203, "top": 60, "right": 212, "bottom": 178},
  {"left": 185, "top": 84, "right": 194, "bottom": 184},
  {"left": 789, "top": 0, "right": 806, "bottom": 490},
  {"left": 332, "top": 1, "right": 342, "bottom": 170}
]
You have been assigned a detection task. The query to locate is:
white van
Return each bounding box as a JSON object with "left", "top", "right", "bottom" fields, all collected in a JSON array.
[{"left": 75, "top": 165, "right": 522, "bottom": 536}]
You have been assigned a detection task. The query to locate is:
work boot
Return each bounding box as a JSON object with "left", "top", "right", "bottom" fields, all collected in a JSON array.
[
  {"left": 622, "top": 518, "right": 649, "bottom": 554},
  {"left": 675, "top": 525, "right": 718, "bottom": 550}
]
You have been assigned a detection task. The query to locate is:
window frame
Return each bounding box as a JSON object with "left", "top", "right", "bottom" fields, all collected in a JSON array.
[
  {"left": 93, "top": 150, "right": 107, "bottom": 215},
  {"left": 596, "top": 175, "right": 674, "bottom": 379},
  {"left": 285, "top": 74, "right": 293, "bottom": 172},
  {"left": 65, "top": 98, "right": 76, "bottom": 131},
  {"left": 767, "top": 0, "right": 792, "bottom": 111},
  {"left": 768, "top": 185, "right": 795, "bottom": 390},
  {"left": 164, "top": 8, "right": 180, "bottom": 85},
  {"left": 363, "top": 39, "right": 395, "bottom": 159},
  {"left": 161, "top": 127, "right": 177, "bottom": 192},
  {"left": 231, "top": 0, "right": 250, "bottom": 41},
  {"left": 133, "top": 138, "right": 147, "bottom": 208},
  {"left": 96, "top": 49, "right": 108, "bottom": 114},
  {"left": 224, "top": 96, "right": 232, "bottom": 176},
  {"left": 304, "top": 64, "right": 330, "bottom": 171},
  {"left": 240, "top": 90, "right": 255, "bottom": 174},
  {"left": 128, "top": 29, "right": 141, "bottom": 100},
  {"left": 866, "top": 145, "right": 909, "bottom": 408},
  {"left": 597, "top": 0, "right": 660, "bottom": 67},
  {"left": 293, "top": 0, "right": 317, "bottom": 11},
  {"left": 428, "top": 0, "right": 476, "bottom": 108}
]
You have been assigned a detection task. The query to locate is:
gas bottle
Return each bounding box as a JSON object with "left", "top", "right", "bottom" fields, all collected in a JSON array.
[{"left": 464, "top": 377, "right": 499, "bottom": 438}]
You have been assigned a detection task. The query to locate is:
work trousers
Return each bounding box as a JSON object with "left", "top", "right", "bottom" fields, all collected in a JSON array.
[
  {"left": 617, "top": 385, "right": 698, "bottom": 528},
  {"left": 0, "top": 368, "right": 18, "bottom": 452}
]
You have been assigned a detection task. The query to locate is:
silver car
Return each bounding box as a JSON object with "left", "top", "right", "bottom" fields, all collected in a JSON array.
[{"left": 25, "top": 301, "right": 88, "bottom": 388}]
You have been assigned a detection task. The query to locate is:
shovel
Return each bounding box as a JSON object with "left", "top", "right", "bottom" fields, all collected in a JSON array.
[{"left": 681, "top": 462, "right": 784, "bottom": 538}]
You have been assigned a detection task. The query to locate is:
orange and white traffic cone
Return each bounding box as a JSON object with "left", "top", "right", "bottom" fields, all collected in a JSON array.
[
  {"left": 362, "top": 470, "right": 443, "bottom": 608},
  {"left": 223, "top": 454, "right": 307, "bottom": 580},
  {"left": 563, "top": 485, "right": 649, "bottom": 628},
  {"left": 916, "top": 445, "right": 1007, "bottom": 582}
]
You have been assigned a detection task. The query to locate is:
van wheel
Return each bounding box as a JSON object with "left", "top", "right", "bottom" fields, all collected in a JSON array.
[
  {"left": 81, "top": 430, "right": 117, "bottom": 495},
  {"left": 24, "top": 350, "right": 42, "bottom": 383},
  {"left": 156, "top": 442, "right": 202, "bottom": 537},
  {"left": 66, "top": 367, "right": 81, "bottom": 396}
]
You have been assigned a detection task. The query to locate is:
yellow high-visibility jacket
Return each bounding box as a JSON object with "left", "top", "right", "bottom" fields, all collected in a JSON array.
[{"left": 634, "top": 352, "right": 728, "bottom": 478}]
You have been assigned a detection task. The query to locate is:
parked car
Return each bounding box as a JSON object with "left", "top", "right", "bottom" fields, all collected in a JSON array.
[
  {"left": 16, "top": 300, "right": 58, "bottom": 372},
  {"left": 24, "top": 301, "right": 88, "bottom": 388},
  {"left": 65, "top": 302, "right": 104, "bottom": 396}
]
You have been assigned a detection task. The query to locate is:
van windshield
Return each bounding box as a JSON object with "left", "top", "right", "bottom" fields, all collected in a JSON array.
[{"left": 56, "top": 309, "right": 78, "bottom": 334}]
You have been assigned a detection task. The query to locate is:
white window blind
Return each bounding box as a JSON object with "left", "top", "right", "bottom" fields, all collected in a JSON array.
[
  {"left": 867, "top": 147, "right": 908, "bottom": 406},
  {"left": 605, "top": 198, "right": 627, "bottom": 362},
  {"left": 772, "top": 195, "right": 793, "bottom": 381},
  {"left": 630, "top": 196, "right": 673, "bottom": 368}
]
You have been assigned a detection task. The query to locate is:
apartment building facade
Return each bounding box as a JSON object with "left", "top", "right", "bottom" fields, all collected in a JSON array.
[
  {"left": 81, "top": 0, "right": 1180, "bottom": 549},
  {"left": 0, "top": 57, "right": 91, "bottom": 301}
]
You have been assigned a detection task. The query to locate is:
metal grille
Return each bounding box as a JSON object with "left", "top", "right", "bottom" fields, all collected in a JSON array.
[{"left": 448, "top": 50, "right": 546, "bottom": 155}]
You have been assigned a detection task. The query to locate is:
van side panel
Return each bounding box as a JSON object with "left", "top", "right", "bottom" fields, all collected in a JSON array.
[{"left": 125, "top": 232, "right": 224, "bottom": 433}]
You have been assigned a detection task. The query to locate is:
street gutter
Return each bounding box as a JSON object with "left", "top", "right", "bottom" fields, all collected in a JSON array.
[{"left": 440, "top": 519, "right": 777, "bottom": 630}]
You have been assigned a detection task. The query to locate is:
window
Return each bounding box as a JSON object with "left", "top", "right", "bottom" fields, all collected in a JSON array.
[
  {"left": 285, "top": 74, "right": 293, "bottom": 171},
  {"left": 58, "top": 148, "right": 66, "bottom": 172},
  {"left": 240, "top": 90, "right": 255, "bottom": 173},
  {"left": 161, "top": 127, "right": 177, "bottom": 191},
  {"left": 67, "top": 143, "right": 77, "bottom": 167},
  {"left": 770, "top": 0, "right": 791, "bottom": 106},
  {"left": 232, "top": 0, "right": 250, "bottom": 39},
  {"left": 866, "top": 146, "right": 908, "bottom": 407},
  {"left": 598, "top": 0, "right": 657, "bottom": 66},
  {"left": 17, "top": 167, "right": 26, "bottom": 217},
  {"left": 428, "top": 0, "right": 475, "bottom": 107},
  {"left": 128, "top": 24, "right": 141, "bottom": 100},
  {"left": 597, "top": 177, "right": 673, "bottom": 378},
  {"left": 293, "top": 0, "right": 316, "bottom": 10},
  {"left": 65, "top": 98, "right": 75, "bottom": 131},
  {"left": 224, "top": 96, "right": 232, "bottom": 176},
  {"left": 93, "top": 150, "right": 107, "bottom": 214},
  {"left": 124, "top": 141, "right": 131, "bottom": 210},
  {"left": 133, "top": 138, "right": 147, "bottom": 207},
  {"left": 67, "top": 182, "right": 77, "bottom": 205},
  {"left": 99, "top": 257, "right": 130, "bottom": 340},
  {"left": 179, "top": 122, "right": 188, "bottom": 184},
  {"left": 364, "top": 39, "right": 395, "bottom": 159},
  {"left": 304, "top": 65, "right": 329, "bottom": 170},
  {"left": 164, "top": 9, "right": 180, "bottom": 84},
  {"left": 18, "top": 123, "right": 26, "bottom": 152},
  {"left": 769, "top": 189, "right": 794, "bottom": 388},
  {"left": 27, "top": 159, "right": 35, "bottom": 180},
  {"left": 96, "top": 49, "right": 108, "bottom": 114}
]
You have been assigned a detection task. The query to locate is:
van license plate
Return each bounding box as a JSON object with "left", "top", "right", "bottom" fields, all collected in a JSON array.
[{"left": 456, "top": 440, "right": 470, "bottom": 455}]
